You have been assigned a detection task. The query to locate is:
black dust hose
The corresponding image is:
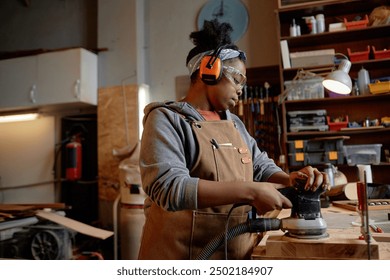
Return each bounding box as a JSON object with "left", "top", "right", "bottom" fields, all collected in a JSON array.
[{"left": 195, "top": 218, "right": 281, "bottom": 260}]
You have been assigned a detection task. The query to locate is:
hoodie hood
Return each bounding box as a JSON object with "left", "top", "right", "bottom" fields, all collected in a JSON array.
[{"left": 143, "top": 101, "right": 232, "bottom": 124}]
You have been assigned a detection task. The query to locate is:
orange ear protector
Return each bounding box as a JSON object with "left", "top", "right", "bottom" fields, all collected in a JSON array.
[{"left": 199, "top": 45, "right": 225, "bottom": 85}]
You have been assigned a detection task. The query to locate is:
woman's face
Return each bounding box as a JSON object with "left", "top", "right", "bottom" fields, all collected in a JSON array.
[{"left": 206, "top": 59, "right": 246, "bottom": 112}]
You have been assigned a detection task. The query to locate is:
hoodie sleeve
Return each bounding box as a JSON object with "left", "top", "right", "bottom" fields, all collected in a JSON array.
[{"left": 139, "top": 106, "right": 199, "bottom": 211}]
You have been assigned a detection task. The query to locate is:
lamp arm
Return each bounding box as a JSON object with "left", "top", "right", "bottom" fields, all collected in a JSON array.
[{"left": 335, "top": 53, "right": 349, "bottom": 60}]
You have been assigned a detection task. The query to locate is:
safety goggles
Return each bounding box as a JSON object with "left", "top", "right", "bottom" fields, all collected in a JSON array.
[{"left": 222, "top": 66, "right": 247, "bottom": 90}]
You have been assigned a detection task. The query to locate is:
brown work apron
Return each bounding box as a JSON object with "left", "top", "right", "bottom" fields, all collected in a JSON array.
[{"left": 138, "top": 120, "right": 256, "bottom": 260}]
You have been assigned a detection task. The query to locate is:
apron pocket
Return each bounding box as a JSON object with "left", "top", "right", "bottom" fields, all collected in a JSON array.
[
  {"left": 190, "top": 210, "right": 255, "bottom": 260},
  {"left": 212, "top": 144, "right": 249, "bottom": 181}
]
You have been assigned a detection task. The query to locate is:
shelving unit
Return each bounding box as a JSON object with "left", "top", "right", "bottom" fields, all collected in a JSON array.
[
  {"left": 277, "top": 0, "right": 390, "bottom": 82},
  {"left": 283, "top": 93, "right": 390, "bottom": 142},
  {"left": 282, "top": 94, "right": 390, "bottom": 184},
  {"left": 275, "top": 0, "right": 390, "bottom": 183}
]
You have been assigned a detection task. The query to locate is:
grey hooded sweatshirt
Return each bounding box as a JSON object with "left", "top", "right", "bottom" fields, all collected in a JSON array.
[{"left": 139, "top": 101, "right": 283, "bottom": 212}]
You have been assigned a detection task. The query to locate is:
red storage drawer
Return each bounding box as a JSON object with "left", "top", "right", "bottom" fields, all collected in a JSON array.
[
  {"left": 344, "top": 15, "right": 369, "bottom": 30},
  {"left": 372, "top": 46, "right": 390, "bottom": 60},
  {"left": 348, "top": 46, "right": 370, "bottom": 62}
]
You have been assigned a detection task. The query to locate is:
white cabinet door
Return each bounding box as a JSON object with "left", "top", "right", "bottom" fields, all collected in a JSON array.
[
  {"left": 0, "top": 56, "right": 38, "bottom": 110},
  {"left": 0, "top": 48, "right": 97, "bottom": 112},
  {"left": 37, "top": 48, "right": 97, "bottom": 106}
]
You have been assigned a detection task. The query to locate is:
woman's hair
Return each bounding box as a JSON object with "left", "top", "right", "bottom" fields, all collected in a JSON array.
[{"left": 186, "top": 19, "right": 238, "bottom": 66}]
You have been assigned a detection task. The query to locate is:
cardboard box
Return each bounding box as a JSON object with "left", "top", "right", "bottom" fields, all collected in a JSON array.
[{"left": 290, "top": 49, "right": 335, "bottom": 68}]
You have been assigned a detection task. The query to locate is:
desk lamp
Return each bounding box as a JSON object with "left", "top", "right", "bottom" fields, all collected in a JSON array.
[{"left": 322, "top": 59, "right": 352, "bottom": 95}]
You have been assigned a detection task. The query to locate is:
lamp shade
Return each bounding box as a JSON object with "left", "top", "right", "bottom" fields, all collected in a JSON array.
[{"left": 322, "top": 59, "right": 352, "bottom": 95}]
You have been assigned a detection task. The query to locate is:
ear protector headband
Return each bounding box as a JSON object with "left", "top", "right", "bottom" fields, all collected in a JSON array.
[{"left": 199, "top": 45, "right": 226, "bottom": 85}]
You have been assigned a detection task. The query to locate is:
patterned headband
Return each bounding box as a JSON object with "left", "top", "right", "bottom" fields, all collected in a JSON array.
[{"left": 186, "top": 48, "right": 246, "bottom": 76}]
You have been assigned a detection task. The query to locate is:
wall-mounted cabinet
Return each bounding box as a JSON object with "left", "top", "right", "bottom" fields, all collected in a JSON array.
[
  {"left": 276, "top": 0, "right": 390, "bottom": 183},
  {"left": 0, "top": 55, "right": 38, "bottom": 109},
  {"left": 0, "top": 48, "right": 97, "bottom": 112}
]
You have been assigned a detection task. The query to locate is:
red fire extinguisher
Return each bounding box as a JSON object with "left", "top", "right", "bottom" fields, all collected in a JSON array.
[{"left": 66, "top": 135, "right": 82, "bottom": 181}]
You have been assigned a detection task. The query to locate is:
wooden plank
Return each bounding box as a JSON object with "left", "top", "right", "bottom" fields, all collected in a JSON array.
[
  {"left": 0, "top": 203, "right": 66, "bottom": 212},
  {"left": 0, "top": 204, "right": 35, "bottom": 212},
  {"left": 332, "top": 200, "right": 390, "bottom": 211},
  {"left": 36, "top": 210, "right": 113, "bottom": 240},
  {"left": 0, "top": 203, "right": 67, "bottom": 221},
  {"left": 372, "top": 233, "right": 390, "bottom": 243},
  {"left": 253, "top": 232, "right": 379, "bottom": 259}
]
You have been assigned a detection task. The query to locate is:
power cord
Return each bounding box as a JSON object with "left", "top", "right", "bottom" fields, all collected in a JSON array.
[{"left": 224, "top": 203, "right": 247, "bottom": 260}]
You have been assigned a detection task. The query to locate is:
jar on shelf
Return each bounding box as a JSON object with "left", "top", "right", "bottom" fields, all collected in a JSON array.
[{"left": 316, "top": 14, "right": 325, "bottom": 33}]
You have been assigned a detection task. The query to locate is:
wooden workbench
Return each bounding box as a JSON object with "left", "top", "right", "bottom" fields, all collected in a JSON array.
[{"left": 252, "top": 204, "right": 390, "bottom": 260}]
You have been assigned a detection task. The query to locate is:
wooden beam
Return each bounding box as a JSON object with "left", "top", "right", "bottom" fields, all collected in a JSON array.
[{"left": 252, "top": 232, "right": 379, "bottom": 260}]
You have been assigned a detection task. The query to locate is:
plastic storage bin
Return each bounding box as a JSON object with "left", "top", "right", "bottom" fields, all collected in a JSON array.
[
  {"left": 287, "top": 137, "right": 346, "bottom": 153},
  {"left": 284, "top": 78, "right": 324, "bottom": 100},
  {"left": 368, "top": 81, "right": 390, "bottom": 95},
  {"left": 288, "top": 151, "right": 344, "bottom": 166},
  {"left": 372, "top": 46, "right": 390, "bottom": 60},
  {"left": 343, "top": 144, "right": 382, "bottom": 165},
  {"left": 347, "top": 46, "right": 370, "bottom": 62},
  {"left": 344, "top": 15, "right": 369, "bottom": 30},
  {"left": 288, "top": 109, "right": 328, "bottom": 132},
  {"left": 327, "top": 116, "right": 349, "bottom": 131},
  {"left": 306, "top": 151, "right": 344, "bottom": 165}
]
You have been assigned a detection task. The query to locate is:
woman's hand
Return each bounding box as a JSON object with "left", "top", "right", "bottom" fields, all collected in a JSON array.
[
  {"left": 251, "top": 183, "right": 292, "bottom": 215},
  {"left": 289, "top": 166, "right": 330, "bottom": 192}
]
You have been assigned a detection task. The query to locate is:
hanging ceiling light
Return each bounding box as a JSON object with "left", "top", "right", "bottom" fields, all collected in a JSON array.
[{"left": 322, "top": 59, "right": 352, "bottom": 95}]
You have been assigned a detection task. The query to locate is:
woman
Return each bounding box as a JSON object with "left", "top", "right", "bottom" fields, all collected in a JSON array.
[{"left": 138, "top": 20, "right": 328, "bottom": 260}]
